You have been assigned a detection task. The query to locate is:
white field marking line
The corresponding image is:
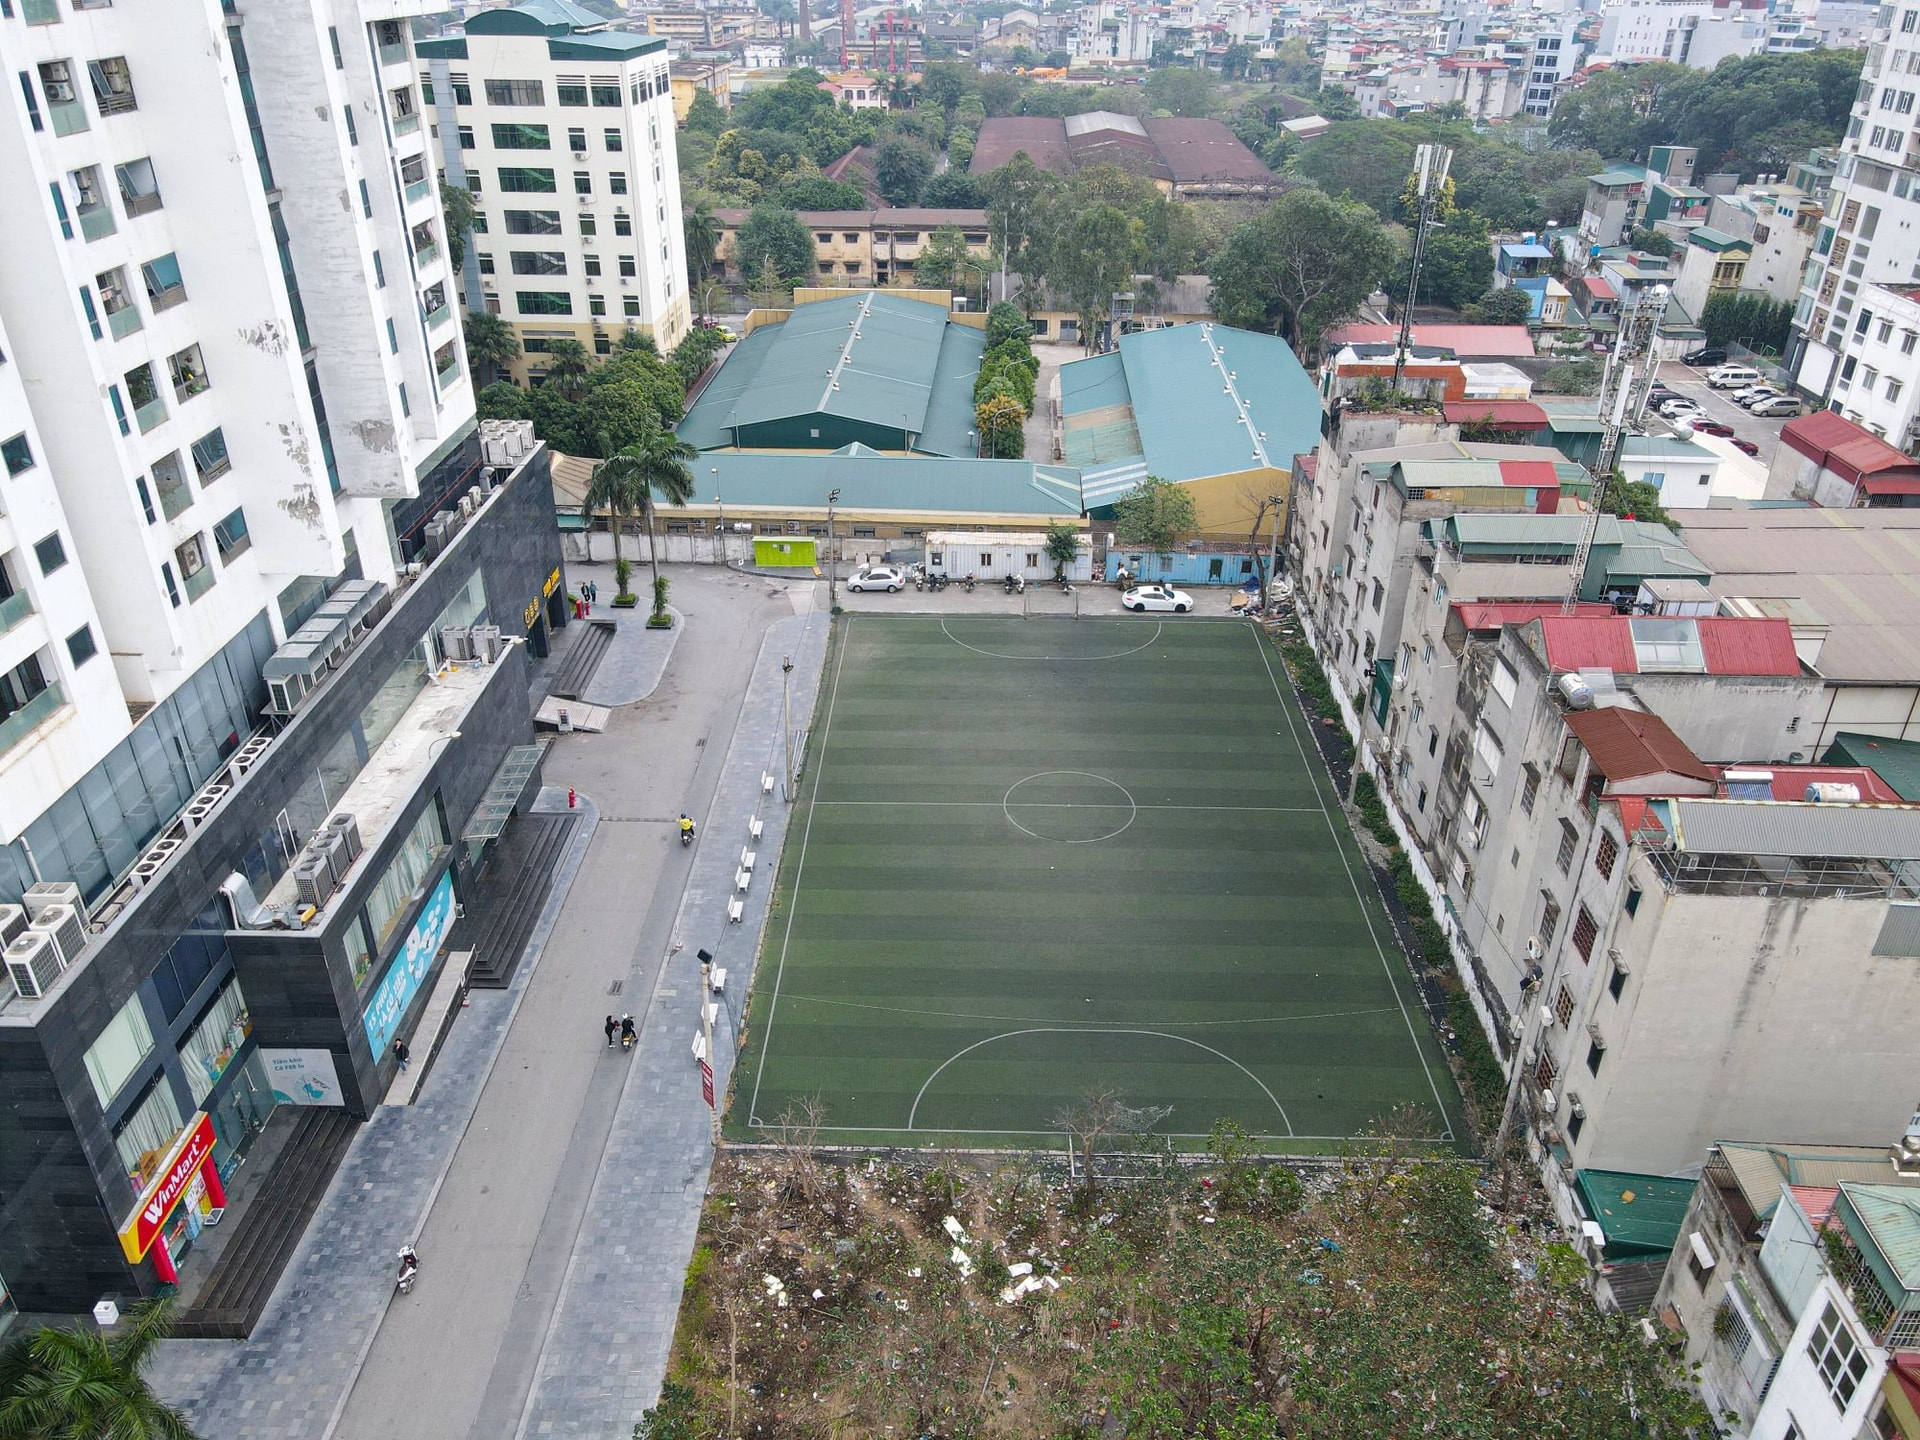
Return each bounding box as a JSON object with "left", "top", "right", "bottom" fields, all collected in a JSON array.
[
  {"left": 1251, "top": 628, "right": 1455, "bottom": 1129},
  {"left": 906, "top": 1027, "right": 1294, "bottom": 1136},
  {"left": 939, "top": 616, "right": 1163, "bottom": 661},
  {"left": 745, "top": 614, "right": 854, "bottom": 1126},
  {"left": 1003, "top": 770, "right": 1136, "bottom": 843},
  {"left": 812, "top": 800, "right": 1324, "bottom": 813},
  {"left": 755, "top": 1124, "right": 1455, "bottom": 1143},
  {"left": 779, "top": 994, "right": 1403, "bottom": 1028}
]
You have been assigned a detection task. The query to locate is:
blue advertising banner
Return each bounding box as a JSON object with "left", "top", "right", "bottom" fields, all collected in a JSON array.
[{"left": 362, "top": 870, "right": 456, "bottom": 1058}]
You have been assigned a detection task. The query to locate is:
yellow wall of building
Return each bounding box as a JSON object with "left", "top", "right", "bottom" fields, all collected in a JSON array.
[
  {"left": 1183, "top": 467, "right": 1292, "bottom": 540},
  {"left": 504, "top": 298, "right": 694, "bottom": 386}
]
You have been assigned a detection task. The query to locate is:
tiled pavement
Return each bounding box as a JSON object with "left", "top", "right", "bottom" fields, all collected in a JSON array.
[
  {"left": 149, "top": 795, "right": 599, "bottom": 1437},
  {"left": 512, "top": 611, "right": 828, "bottom": 1437}
]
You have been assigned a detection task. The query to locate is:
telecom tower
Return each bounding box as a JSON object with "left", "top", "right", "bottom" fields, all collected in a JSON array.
[
  {"left": 1394, "top": 143, "right": 1453, "bottom": 391},
  {"left": 1561, "top": 284, "right": 1670, "bottom": 614}
]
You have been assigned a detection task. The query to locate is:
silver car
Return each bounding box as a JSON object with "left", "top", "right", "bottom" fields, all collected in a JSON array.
[{"left": 846, "top": 565, "right": 906, "bottom": 593}]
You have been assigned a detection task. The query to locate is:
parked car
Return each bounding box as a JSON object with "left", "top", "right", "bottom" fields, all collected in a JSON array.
[
  {"left": 1690, "top": 418, "right": 1736, "bottom": 436},
  {"left": 1731, "top": 437, "right": 1761, "bottom": 455},
  {"left": 1708, "top": 365, "right": 1763, "bottom": 389},
  {"left": 1683, "top": 347, "right": 1728, "bottom": 367},
  {"left": 1121, "top": 584, "right": 1193, "bottom": 613},
  {"left": 1728, "top": 385, "right": 1781, "bottom": 406},
  {"left": 847, "top": 565, "right": 907, "bottom": 593},
  {"left": 1749, "top": 396, "right": 1805, "bottom": 417},
  {"left": 1740, "top": 389, "right": 1789, "bottom": 411},
  {"left": 1647, "top": 386, "right": 1683, "bottom": 404},
  {"left": 1658, "top": 399, "right": 1704, "bottom": 420}
]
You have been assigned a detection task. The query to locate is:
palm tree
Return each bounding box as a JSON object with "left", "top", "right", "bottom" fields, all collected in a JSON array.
[
  {"left": 583, "top": 445, "right": 645, "bottom": 580},
  {"left": 683, "top": 205, "right": 722, "bottom": 311},
  {"left": 0, "top": 1296, "right": 198, "bottom": 1439},
  {"left": 462, "top": 310, "right": 522, "bottom": 386},
  {"left": 611, "top": 421, "right": 698, "bottom": 618},
  {"left": 543, "top": 338, "right": 592, "bottom": 402}
]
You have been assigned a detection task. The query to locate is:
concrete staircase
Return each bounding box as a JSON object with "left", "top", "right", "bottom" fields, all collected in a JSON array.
[
  {"left": 547, "top": 619, "right": 616, "bottom": 700},
  {"left": 454, "top": 814, "right": 577, "bottom": 989}
]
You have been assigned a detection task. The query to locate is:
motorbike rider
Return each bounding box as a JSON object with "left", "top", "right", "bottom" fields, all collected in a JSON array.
[
  {"left": 620, "top": 1014, "right": 637, "bottom": 1047},
  {"left": 678, "top": 813, "right": 696, "bottom": 842}
]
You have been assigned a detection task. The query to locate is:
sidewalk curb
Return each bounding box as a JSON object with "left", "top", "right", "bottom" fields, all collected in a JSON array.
[{"left": 317, "top": 794, "right": 601, "bottom": 1440}]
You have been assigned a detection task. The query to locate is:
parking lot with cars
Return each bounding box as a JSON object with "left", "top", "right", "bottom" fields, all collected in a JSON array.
[{"left": 1644, "top": 359, "right": 1794, "bottom": 469}]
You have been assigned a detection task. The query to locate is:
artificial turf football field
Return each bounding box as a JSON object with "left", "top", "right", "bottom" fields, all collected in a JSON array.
[{"left": 731, "top": 614, "right": 1467, "bottom": 1153}]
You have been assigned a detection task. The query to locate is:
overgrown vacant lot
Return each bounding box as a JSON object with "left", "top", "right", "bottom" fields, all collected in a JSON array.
[{"left": 646, "top": 1125, "right": 1707, "bottom": 1439}]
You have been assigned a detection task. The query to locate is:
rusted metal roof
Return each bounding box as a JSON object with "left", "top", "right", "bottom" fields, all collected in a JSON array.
[{"left": 1565, "top": 707, "right": 1715, "bottom": 783}]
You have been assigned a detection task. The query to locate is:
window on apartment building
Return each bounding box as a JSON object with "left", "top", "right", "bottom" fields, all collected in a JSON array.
[
  {"left": 1554, "top": 984, "right": 1575, "bottom": 1027},
  {"left": 1594, "top": 831, "right": 1619, "bottom": 880},
  {"left": 516, "top": 291, "right": 571, "bottom": 315},
  {"left": 587, "top": 294, "right": 606, "bottom": 316},
  {"left": 213, "top": 506, "right": 250, "bottom": 562},
  {"left": 504, "top": 209, "right": 562, "bottom": 235},
  {"left": 140, "top": 252, "right": 184, "bottom": 308},
  {"left": 458, "top": 124, "right": 475, "bottom": 149},
  {"left": 1541, "top": 896, "right": 1561, "bottom": 946},
  {"left": 499, "top": 168, "right": 557, "bottom": 193},
  {"left": 83, "top": 994, "right": 155, "bottom": 1107},
  {"left": 1556, "top": 819, "right": 1579, "bottom": 874},
  {"left": 1534, "top": 1051, "right": 1557, "bottom": 1092},
  {"left": 168, "top": 343, "right": 208, "bottom": 404},
  {"left": 398, "top": 382, "right": 409, "bottom": 417},
  {"left": 1585, "top": 1035, "right": 1605, "bottom": 1075},
  {"left": 556, "top": 81, "right": 588, "bottom": 106},
  {"left": 191, "top": 427, "right": 229, "bottom": 481},
  {"left": 590, "top": 80, "right": 621, "bottom": 106},
  {"left": 358, "top": 178, "right": 373, "bottom": 216},
  {"left": 510, "top": 251, "right": 567, "bottom": 276},
  {"left": 573, "top": 170, "right": 592, "bottom": 194},
  {"left": 608, "top": 171, "right": 627, "bottom": 195},
  {"left": 386, "top": 317, "right": 399, "bottom": 353},
  {"left": 34, "top": 532, "right": 67, "bottom": 575},
  {"left": 618, "top": 254, "right": 636, "bottom": 277},
  {"left": 328, "top": 26, "right": 344, "bottom": 69},
  {"left": 88, "top": 57, "right": 136, "bottom": 114},
  {"left": 160, "top": 561, "right": 179, "bottom": 607},
  {"left": 373, "top": 250, "right": 386, "bottom": 287},
  {"left": 604, "top": 127, "right": 622, "bottom": 151},
  {"left": 476, "top": 253, "right": 494, "bottom": 276},
  {"left": 1891, "top": 378, "right": 1906, "bottom": 403},
  {"left": 1520, "top": 764, "right": 1541, "bottom": 815},
  {"left": 115, "top": 157, "right": 161, "bottom": 216},
  {"left": 484, "top": 79, "right": 544, "bottom": 106},
  {"left": 344, "top": 107, "right": 358, "bottom": 145},
  {"left": 1810, "top": 1302, "right": 1870, "bottom": 1411},
  {"left": 2, "top": 433, "right": 32, "bottom": 477},
  {"left": 613, "top": 214, "right": 631, "bottom": 236},
  {"left": 1609, "top": 955, "right": 1629, "bottom": 1000},
  {"left": 1572, "top": 904, "right": 1598, "bottom": 962},
  {"left": 66, "top": 623, "right": 97, "bottom": 668},
  {"left": 579, "top": 213, "right": 597, "bottom": 236},
  {"left": 492, "top": 122, "right": 550, "bottom": 150}
]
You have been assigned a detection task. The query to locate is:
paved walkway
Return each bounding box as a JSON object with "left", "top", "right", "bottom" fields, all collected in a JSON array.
[
  {"left": 149, "top": 796, "right": 599, "bottom": 1438},
  {"left": 513, "top": 610, "right": 829, "bottom": 1437}
]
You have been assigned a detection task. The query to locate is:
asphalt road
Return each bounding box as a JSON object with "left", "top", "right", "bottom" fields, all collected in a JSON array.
[
  {"left": 333, "top": 564, "right": 803, "bottom": 1440},
  {"left": 1647, "top": 359, "right": 1792, "bottom": 470}
]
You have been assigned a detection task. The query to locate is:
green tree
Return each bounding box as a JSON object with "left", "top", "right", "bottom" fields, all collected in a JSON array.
[
  {"left": 463, "top": 310, "right": 522, "bottom": 385},
  {"left": 986, "top": 301, "right": 1031, "bottom": 349},
  {"left": 912, "top": 226, "right": 974, "bottom": 293},
  {"left": 683, "top": 203, "right": 723, "bottom": 300},
  {"left": 1144, "top": 65, "right": 1218, "bottom": 117},
  {"left": 1113, "top": 476, "right": 1198, "bottom": 560},
  {"left": 0, "top": 1297, "right": 197, "bottom": 1440},
  {"left": 981, "top": 152, "right": 1057, "bottom": 284},
  {"left": 526, "top": 383, "right": 585, "bottom": 452},
  {"left": 1046, "top": 202, "right": 1145, "bottom": 349},
  {"left": 975, "top": 393, "right": 1026, "bottom": 457},
  {"left": 1220, "top": 43, "right": 1254, "bottom": 80},
  {"left": 625, "top": 421, "right": 699, "bottom": 606},
  {"left": 920, "top": 169, "right": 982, "bottom": 207},
  {"left": 873, "top": 134, "right": 935, "bottom": 204},
  {"left": 1468, "top": 286, "right": 1533, "bottom": 326},
  {"left": 1288, "top": 121, "right": 1418, "bottom": 216},
  {"left": 543, "top": 337, "right": 593, "bottom": 402},
  {"left": 916, "top": 61, "right": 969, "bottom": 116},
  {"left": 1599, "top": 474, "right": 1675, "bottom": 531},
  {"left": 734, "top": 204, "right": 816, "bottom": 286},
  {"left": 1271, "top": 35, "right": 1320, "bottom": 92},
  {"left": 1044, "top": 519, "right": 1081, "bottom": 578},
  {"left": 1629, "top": 226, "right": 1675, "bottom": 256},
  {"left": 776, "top": 175, "right": 869, "bottom": 209},
  {"left": 1209, "top": 187, "right": 1396, "bottom": 353},
  {"left": 476, "top": 379, "right": 531, "bottom": 421},
  {"left": 584, "top": 445, "right": 644, "bottom": 576},
  {"left": 439, "top": 181, "right": 478, "bottom": 269},
  {"left": 682, "top": 88, "right": 726, "bottom": 137},
  {"left": 1547, "top": 62, "right": 1694, "bottom": 160},
  {"left": 1392, "top": 208, "right": 1493, "bottom": 312}
]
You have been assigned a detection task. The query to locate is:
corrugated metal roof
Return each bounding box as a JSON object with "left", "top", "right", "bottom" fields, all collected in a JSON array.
[
  {"left": 1659, "top": 797, "right": 1920, "bottom": 858},
  {"left": 1717, "top": 1141, "right": 1903, "bottom": 1218},
  {"left": 1321, "top": 323, "right": 1536, "bottom": 358},
  {"left": 1826, "top": 733, "right": 1920, "bottom": 802},
  {"left": 1566, "top": 707, "right": 1715, "bottom": 783},
  {"left": 1542, "top": 617, "right": 1640, "bottom": 672},
  {"left": 1576, "top": 1170, "right": 1696, "bottom": 1259},
  {"left": 1454, "top": 600, "right": 1611, "bottom": 630},
  {"left": 1782, "top": 409, "right": 1920, "bottom": 484},
  {"left": 1499, "top": 458, "right": 1562, "bottom": 489},
  {"left": 1443, "top": 400, "right": 1549, "bottom": 428},
  {"left": 1840, "top": 1183, "right": 1920, "bottom": 1292},
  {"left": 1695, "top": 617, "right": 1803, "bottom": 675},
  {"left": 690, "top": 451, "right": 1082, "bottom": 517}
]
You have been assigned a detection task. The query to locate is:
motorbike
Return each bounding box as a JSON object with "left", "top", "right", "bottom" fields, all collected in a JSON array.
[
  {"left": 962, "top": 573, "right": 977, "bottom": 593},
  {"left": 1057, "top": 575, "right": 1074, "bottom": 594},
  {"left": 1002, "top": 573, "right": 1025, "bottom": 594},
  {"left": 397, "top": 1245, "right": 420, "bottom": 1295},
  {"left": 620, "top": 1014, "right": 637, "bottom": 1051},
  {"left": 680, "top": 821, "right": 696, "bottom": 848}
]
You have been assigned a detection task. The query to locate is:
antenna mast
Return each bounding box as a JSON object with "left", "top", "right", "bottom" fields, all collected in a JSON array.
[
  {"left": 1394, "top": 143, "right": 1453, "bottom": 391},
  {"left": 1563, "top": 283, "right": 1669, "bottom": 614}
]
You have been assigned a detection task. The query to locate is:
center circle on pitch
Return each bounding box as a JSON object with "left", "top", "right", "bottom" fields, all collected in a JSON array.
[{"left": 1003, "top": 771, "right": 1137, "bottom": 843}]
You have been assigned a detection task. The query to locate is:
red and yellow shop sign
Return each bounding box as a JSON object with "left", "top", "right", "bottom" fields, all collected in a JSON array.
[{"left": 117, "top": 1112, "right": 216, "bottom": 1263}]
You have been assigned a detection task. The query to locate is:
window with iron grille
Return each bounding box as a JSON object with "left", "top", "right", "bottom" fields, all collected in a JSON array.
[
  {"left": 1554, "top": 984, "right": 1574, "bottom": 1027},
  {"left": 1521, "top": 764, "right": 1540, "bottom": 815},
  {"left": 1572, "top": 905, "right": 1598, "bottom": 962},
  {"left": 1556, "top": 819, "right": 1579, "bottom": 874},
  {"left": 1535, "top": 1052, "right": 1557, "bottom": 1090},
  {"left": 1595, "top": 831, "right": 1619, "bottom": 880}
]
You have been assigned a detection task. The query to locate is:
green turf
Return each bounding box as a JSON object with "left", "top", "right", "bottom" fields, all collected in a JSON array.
[{"left": 732, "top": 615, "right": 1467, "bottom": 1152}]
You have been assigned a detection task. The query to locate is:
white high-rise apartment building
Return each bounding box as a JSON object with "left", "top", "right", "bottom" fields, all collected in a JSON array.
[
  {"left": 419, "top": 1, "right": 691, "bottom": 381},
  {"left": 1595, "top": 0, "right": 1769, "bottom": 65},
  {"left": 1790, "top": 1, "right": 1920, "bottom": 417},
  {"left": 0, "top": 0, "right": 473, "bottom": 842}
]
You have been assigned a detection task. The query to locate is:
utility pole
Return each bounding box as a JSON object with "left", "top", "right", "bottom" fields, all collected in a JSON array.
[
  {"left": 825, "top": 487, "right": 841, "bottom": 609},
  {"left": 696, "top": 949, "right": 720, "bottom": 1146},
  {"left": 1266, "top": 495, "right": 1283, "bottom": 602},
  {"left": 1564, "top": 283, "right": 1669, "bottom": 614},
  {"left": 781, "top": 655, "right": 795, "bottom": 802},
  {"left": 1395, "top": 143, "right": 1453, "bottom": 392}
]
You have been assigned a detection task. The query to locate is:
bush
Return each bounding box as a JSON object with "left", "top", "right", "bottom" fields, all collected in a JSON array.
[
  {"left": 1352, "top": 773, "right": 1396, "bottom": 848},
  {"left": 1448, "top": 989, "right": 1505, "bottom": 1131}
]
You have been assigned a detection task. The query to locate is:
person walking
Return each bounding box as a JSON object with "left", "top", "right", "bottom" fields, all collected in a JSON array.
[
  {"left": 604, "top": 1013, "right": 618, "bottom": 1048},
  {"left": 393, "top": 1038, "right": 410, "bottom": 1074}
]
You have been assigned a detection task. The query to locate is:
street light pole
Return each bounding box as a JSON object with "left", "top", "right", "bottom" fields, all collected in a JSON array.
[
  {"left": 696, "top": 948, "right": 720, "bottom": 1146},
  {"left": 781, "top": 654, "right": 795, "bottom": 802},
  {"left": 1267, "top": 495, "right": 1283, "bottom": 600},
  {"left": 825, "top": 488, "right": 840, "bottom": 610},
  {"left": 712, "top": 467, "right": 723, "bottom": 567}
]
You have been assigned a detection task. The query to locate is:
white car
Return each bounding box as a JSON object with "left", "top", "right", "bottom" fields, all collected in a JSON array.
[
  {"left": 1657, "top": 399, "right": 1704, "bottom": 419},
  {"left": 1739, "top": 389, "right": 1788, "bottom": 411},
  {"left": 1708, "top": 366, "right": 1763, "bottom": 389},
  {"left": 1729, "top": 385, "right": 1780, "bottom": 406},
  {"left": 846, "top": 565, "right": 906, "bottom": 593},
  {"left": 1121, "top": 584, "right": 1193, "bottom": 613}
]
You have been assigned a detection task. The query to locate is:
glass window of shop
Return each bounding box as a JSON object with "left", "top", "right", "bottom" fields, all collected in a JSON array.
[
  {"left": 206, "top": 1049, "right": 275, "bottom": 1174},
  {"left": 112, "top": 1074, "right": 183, "bottom": 1195},
  {"left": 149, "top": 901, "right": 226, "bottom": 1023},
  {"left": 344, "top": 911, "right": 376, "bottom": 988},
  {"left": 367, "top": 803, "right": 447, "bottom": 952},
  {"left": 84, "top": 994, "right": 156, "bottom": 1108},
  {"left": 180, "top": 976, "right": 252, "bottom": 1105}
]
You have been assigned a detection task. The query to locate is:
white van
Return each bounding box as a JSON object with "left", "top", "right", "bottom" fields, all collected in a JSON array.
[{"left": 1708, "top": 365, "right": 1762, "bottom": 389}]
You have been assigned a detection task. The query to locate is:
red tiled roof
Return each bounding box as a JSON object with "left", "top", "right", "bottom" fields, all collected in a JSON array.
[
  {"left": 1865, "top": 474, "right": 1920, "bottom": 495},
  {"left": 1322, "top": 323, "right": 1536, "bottom": 358},
  {"left": 1780, "top": 409, "right": 1920, "bottom": 487},
  {"left": 1582, "top": 276, "right": 1617, "bottom": 300},
  {"left": 1538, "top": 616, "right": 1801, "bottom": 675},
  {"left": 1454, "top": 601, "right": 1611, "bottom": 630},
  {"left": 1444, "top": 400, "right": 1549, "bottom": 429},
  {"left": 1786, "top": 1184, "right": 1842, "bottom": 1227},
  {"left": 1565, "top": 707, "right": 1716, "bottom": 784}
]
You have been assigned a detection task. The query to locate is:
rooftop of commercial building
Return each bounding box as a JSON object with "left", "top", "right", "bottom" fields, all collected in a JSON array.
[
  {"left": 968, "top": 113, "right": 1277, "bottom": 187},
  {"left": 1649, "top": 796, "right": 1920, "bottom": 860},
  {"left": 418, "top": 0, "right": 669, "bottom": 58},
  {"left": 1676, "top": 508, "right": 1920, "bottom": 685},
  {"left": 1780, "top": 410, "right": 1920, "bottom": 490}
]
